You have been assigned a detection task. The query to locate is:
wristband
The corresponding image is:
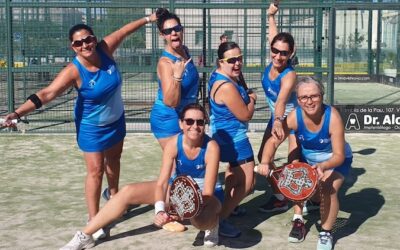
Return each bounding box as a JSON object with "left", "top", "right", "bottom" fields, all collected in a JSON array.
[
  {"left": 154, "top": 201, "right": 165, "bottom": 215},
  {"left": 173, "top": 76, "right": 183, "bottom": 82},
  {"left": 13, "top": 111, "right": 21, "bottom": 121},
  {"left": 274, "top": 116, "right": 285, "bottom": 122},
  {"left": 145, "top": 16, "right": 150, "bottom": 23},
  {"left": 27, "top": 94, "right": 43, "bottom": 109}
]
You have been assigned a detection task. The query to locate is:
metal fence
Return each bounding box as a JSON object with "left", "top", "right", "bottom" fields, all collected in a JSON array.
[{"left": 1, "top": 0, "right": 399, "bottom": 133}]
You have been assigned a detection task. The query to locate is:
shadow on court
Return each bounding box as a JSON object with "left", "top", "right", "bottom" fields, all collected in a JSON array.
[
  {"left": 95, "top": 205, "right": 156, "bottom": 246},
  {"left": 302, "top": 166, "right": 385, "bottom": 247}
]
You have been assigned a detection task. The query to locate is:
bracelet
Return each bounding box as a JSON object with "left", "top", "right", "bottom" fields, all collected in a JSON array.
[
  {"left": 27, "top": 94, "right": 43, "bottom": 109},
  {"left": 154, "top": 201, "right": 165, "bottom": 215},
  {"left": 173, "top": 76, "right": 183, "bottom": 82},
  {"left": 145, "top": 16, "right": 150, "bottom": 23},
  {"left": 274, "top": 116, "right": 285, "bottom": 122},
  {"left": 13, "top": 111, "right": 21, "bottom": 121}
]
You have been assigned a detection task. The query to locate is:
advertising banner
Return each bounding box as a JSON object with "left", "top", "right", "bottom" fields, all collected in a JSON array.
[{"left": 335, "top": 105, "right": 400, "bottom": 132}]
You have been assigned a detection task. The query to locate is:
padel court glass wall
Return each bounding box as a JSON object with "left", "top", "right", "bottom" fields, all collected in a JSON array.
[{"left": 0, "top": 0, "right": 399, "bottom": 133}]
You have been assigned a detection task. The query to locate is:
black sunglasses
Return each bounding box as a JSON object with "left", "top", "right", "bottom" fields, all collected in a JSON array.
[
  {"left": 271, "top": 47, "right": 289, "bottom": 57},
  {"left": 221, "top": 54, "right": 243, "bottom": 64},
  {"left": 71, "top": 35, "right": 96, "bottom": 48},
  {"left": 162, "top": 25, "right": 184, "bottom": 35},
  {"left": 183, "top": 118, "right": 205, "bottom": 126}
]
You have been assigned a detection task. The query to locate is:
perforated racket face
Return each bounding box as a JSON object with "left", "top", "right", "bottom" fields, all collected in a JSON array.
[
  {"left": 169, "top": 175, "right": 203, "bottom": 219},
  {"left": 277, "top": 162, "right": 318, "bottom": 202}
]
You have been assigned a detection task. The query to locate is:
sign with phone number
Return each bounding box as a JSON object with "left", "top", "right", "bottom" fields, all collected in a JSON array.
[{"left": 335, "top": 105, "right": 400, "bottom": 132}]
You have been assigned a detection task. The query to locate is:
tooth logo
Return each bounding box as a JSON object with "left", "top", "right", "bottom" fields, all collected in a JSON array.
[{"left": 345, "top": 113, "right": 360, "bottom": 130}]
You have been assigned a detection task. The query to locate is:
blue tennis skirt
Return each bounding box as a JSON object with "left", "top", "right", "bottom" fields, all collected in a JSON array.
[{"left": 76, "top": 114, "right": 126, "bottom": 152}]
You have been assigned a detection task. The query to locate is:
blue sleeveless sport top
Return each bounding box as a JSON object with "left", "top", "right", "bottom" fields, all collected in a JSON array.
[
  {"left": 73, "top": 47, "right": 124, "bottom": 126},
  {"left": 261, "top": 63, "right": 297, "bottom": 117},
  {"left": 208, "top": 70, "right": 250, "bottom": 144},
  {"left": 155, "top": 49, "right": 199, "bottom": 113},
  {"left": 295, "top": 104, "right": 352, "bottom": 165}
]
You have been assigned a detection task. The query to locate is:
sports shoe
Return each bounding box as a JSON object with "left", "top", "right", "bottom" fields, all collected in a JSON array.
[
  {"left": 60, "top": 231, "right": 95, "bottom": 250},
  {"left": 258, "top": 196, "right": 289, "bottom": 213},
  {"left": 303, "top": 200, "right": 320, "bottom": 215},
  {"left": 102, "top": 187, "right": 111, "bottom": 201},
  {"left": 204, "top": 223, "right": 219, "bottom": 247},
  {"left": 92, "top": 227, "right": 106, "bottom": 240},
  {"left": 288, "top": 219, "right": 306, "bottom": 243},
  {"left": 317, "top": 231, "right": 333, "bottom": 250},
  {"left": 219, "top": 219, "right": 241, "bottom": 238},
  {"left": 231, "top": 205, "right": 246, "bottom": 216}
]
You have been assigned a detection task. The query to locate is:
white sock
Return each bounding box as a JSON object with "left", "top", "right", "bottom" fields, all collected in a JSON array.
[
  {"left": 274, "top": 194, "right": 285, "bottom": 201},
  {"left": 293, "top": 214, "right": 303, "bottom": 222}
]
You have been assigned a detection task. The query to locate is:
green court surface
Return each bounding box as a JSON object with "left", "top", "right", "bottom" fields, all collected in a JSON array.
[{"left": 0, "top": 132, "right": 399, "bottom": 249}]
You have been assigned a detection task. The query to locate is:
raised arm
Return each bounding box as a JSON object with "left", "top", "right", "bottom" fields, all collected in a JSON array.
[
  {"left": 3, "top": 64, "right": 78, "bottom": 123},
  {"left": 268, "top": 2, "right": 279, "bottom": 45},
  {"left": 158, "top": 58, "right": 192, "bottom": 107},
  {"left": 101, "top": 12, "right": 157, "bottom": 57}
]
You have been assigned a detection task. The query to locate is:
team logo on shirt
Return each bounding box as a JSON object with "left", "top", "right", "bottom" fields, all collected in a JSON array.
[
  {"left": 177, "top": 160, "right": 182, "bottom": 166},
  {"left": 107, "top": 65, "right": 115, "bottom": 75},
  {"left": 267, "top": 87, "right": 278, "bottom": 97},
  {"left": 319, "top": 138, "right": 331, "bottom": 144},
  {"left": 89, "top": 79, "right": 96, "bottom": 88},
  {"left": 196, "top": 164, "right": 205, "bottom": 170},
  {"left": 298, "top": 134, "right": 304, "bottom": 141}
]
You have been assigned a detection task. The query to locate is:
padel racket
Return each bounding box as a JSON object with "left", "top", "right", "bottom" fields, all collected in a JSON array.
[
  {"left": 168, "top": 175, "right": 203, "bottom": 220},
  {"left": 255, "top": 162, "right": 318, "bottom": 202}
]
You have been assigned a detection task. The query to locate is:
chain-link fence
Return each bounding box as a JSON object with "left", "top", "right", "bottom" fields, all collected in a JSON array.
[{"left": 1, "top": 0, "right": 399, "bottom": 132}]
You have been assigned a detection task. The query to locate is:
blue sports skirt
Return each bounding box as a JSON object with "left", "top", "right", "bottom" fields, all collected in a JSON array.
[{"left": 76, "top": 114, "right": 126, "bottom": 152}]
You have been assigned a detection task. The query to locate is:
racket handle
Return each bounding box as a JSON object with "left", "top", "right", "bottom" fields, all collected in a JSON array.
[
  {"left": 0, "top": 118, "right": 18, "bottom": 124},
  {"left": 254, "top": 164, "right": 274, "bottom": 177}
]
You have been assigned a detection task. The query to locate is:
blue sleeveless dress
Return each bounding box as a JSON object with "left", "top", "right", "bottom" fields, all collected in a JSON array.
[
  {"left": 72, "top": 47, "right": 125, "bottom": 152},
  {"left": 208, "top": 70, "right": 254, "bottom": 165},
  {"left": 150, "top": 49, "right": 199, "bottom": 139}
]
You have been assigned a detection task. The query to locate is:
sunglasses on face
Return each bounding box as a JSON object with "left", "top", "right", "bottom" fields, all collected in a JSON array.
[
  {"left": 271, "top": 47, "right": 290, "bottom": 57},
  {"left": 71, "top": 35, "right": 96, "bottom": 48},
  {"left": 183, "top": 118, "right": 206, "bottom": 126},
  {"left": 221, "top": 54, "right": 243, "bottom": 64},
  {"left": 162, "top": 25, "right": 184, "bottom": 35},
  {"left": 298, "top": 94, "right": 322, "bottom": 103}
]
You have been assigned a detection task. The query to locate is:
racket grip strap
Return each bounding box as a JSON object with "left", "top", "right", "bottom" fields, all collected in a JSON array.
[{"left": 154, "top": 201, "right": 165, "bottom": 215}]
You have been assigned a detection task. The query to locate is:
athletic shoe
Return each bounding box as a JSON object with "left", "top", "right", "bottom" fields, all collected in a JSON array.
[
  {"left": 102, "top": 187, "right": 111, "bottom": 201},
  {"left": 303, "top": 200, "right": 320, "bottom": 215},
  {"left": 317, "top": 231, "right": 333, "bottom": 250},
  {"left": 219, "top": 219, "right": 241, "bottom": 238},
  {"left": 258, "top": 196, "right": 289, "bottom": 213},
  {"left": 288, "top": 219, "right": 306, "bottom": 243},
  {"left": 231, "top": 205, "right": 246, "bottom": 216},
  {"left": 60, "top": 231, "right": 95, "bottom": 250},
  {"left": 92, "top": 227, "right": 106, "bottom": 240},
  {"left": 204, "top": 223, "right": 219, "bottom": 247}
]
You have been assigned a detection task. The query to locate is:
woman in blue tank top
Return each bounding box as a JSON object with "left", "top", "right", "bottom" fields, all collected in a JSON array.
[
  {"left": 208, "top": 41, "right": 257, "bottom": 238},
  {"left": 258, "top": 2, "right": 298, "bottom": 214},
  {"left": 2, "top": 12, "right": 159, "bottom": 240},
  {"left": 258, "top": 76, "right": 353, "bottom": 250},
  {"left": 61, "top": 104, "right": 222, "bottom": 249},
  {"left": 150, "top": 8, "right": 199, "bottom": 149}
]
